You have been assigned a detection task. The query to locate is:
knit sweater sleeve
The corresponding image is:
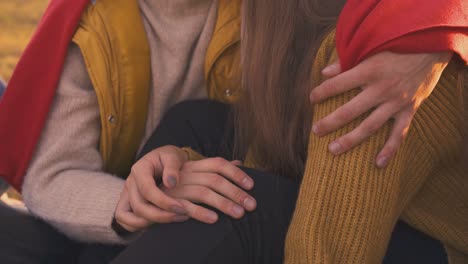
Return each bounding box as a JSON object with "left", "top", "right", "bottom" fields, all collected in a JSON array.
[
  {"left": 22, "top": 44, "right": 128, "bottom": 244},
  {"left": 181, "top": 147, "right": 206, "bottom": 161},
  {"left": 284, "top": 33, "right": 467, "bottom": 263}
]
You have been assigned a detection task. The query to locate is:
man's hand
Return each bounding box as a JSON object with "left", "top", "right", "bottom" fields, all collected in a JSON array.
[
  {"left": 115, "top": 145, "right": 190, "bottom": 232},
  {"left": 310, "top": 51, "right": 452, "bottom": 168}
]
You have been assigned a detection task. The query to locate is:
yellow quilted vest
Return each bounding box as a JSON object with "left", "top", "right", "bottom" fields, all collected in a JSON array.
[{"left": 72, "top": 0, "right": 241, "bottom": 177}]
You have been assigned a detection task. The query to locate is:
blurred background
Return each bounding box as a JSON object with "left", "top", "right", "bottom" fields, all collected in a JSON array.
[
  {"left": 0, "top": 0, "right": 48, "bottom": 211},
  {"left": 0, "top": 0, "right": 48, "bottom": 81}
]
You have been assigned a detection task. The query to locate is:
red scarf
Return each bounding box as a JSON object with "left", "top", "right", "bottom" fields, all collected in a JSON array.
[
  {"left": 336, "top": 0, "right": 467, "bottom": 70},
  {"left": 1, "top": 0, "right": 466, "bottom": 191}
]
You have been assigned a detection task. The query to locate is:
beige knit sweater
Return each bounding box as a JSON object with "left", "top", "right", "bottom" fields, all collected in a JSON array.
[{"left": 22, "top": 0, "right": 218, "bottom": 244}]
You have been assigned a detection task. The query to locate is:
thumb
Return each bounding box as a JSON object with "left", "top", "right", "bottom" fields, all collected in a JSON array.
[{"left": 160, "top": 149, "right": 185, "bottom": 189}]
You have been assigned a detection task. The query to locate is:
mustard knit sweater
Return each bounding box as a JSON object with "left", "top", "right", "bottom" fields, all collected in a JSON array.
[{"left": 185, "top": 31, "right": 468, "bottom": 263}]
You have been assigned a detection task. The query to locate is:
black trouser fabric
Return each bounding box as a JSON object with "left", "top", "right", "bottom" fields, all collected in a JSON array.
[
  {"left": 110, "top": 167, "right": 299, "bottom": 264},
  {"left": 0, "top": 100, "right": 448, "bottom": 264},
  {"left": 0, "top": 203, "right": 78, "bottom": 264},
  {"left": 111, "top": 100, "right": 299, "bottom": 264}
]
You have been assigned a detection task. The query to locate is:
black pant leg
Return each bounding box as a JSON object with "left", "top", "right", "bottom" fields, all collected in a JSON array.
[
  {"left": 79, "top": 99, "right": 447, "bottom": 264},
  {"left": 77, "top": 244, "right": 125, "bottom": 264},
  {"left": 138, "top": 99, "right": 234, "bottom": 161},
  {"left": 384, "top": 221, "right": 448, "bottom": 263},
  {"left": 111, "top": 168, "right": 300, "bottom": 264},
  {"left": 111, "top": 214, "right": 245, "bottom": 264},
  {"left": 78, "top": 100, "right": 235, "bottom": 263},
  {"left": 0, "top": 203, "right": 78, "bottom": 264}
]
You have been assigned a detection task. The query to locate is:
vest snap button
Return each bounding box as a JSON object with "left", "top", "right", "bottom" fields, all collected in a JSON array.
[
  {"left": 108, "top": 115, "right": 117, "bottom": 124},
  {"left": 224, "top": 89, "right": 232, "bottom": 97}
]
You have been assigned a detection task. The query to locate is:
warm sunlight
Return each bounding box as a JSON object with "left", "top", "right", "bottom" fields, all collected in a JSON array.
[{"left": 0, "top": 0, "right": 48, "bottom": 81}]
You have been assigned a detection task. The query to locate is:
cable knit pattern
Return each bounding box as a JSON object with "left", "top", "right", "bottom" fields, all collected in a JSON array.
[{"left": 22, "top": 0, "right": 217, "bottom": 244}]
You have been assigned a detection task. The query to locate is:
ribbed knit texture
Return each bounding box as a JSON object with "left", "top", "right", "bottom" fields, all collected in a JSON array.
[
  {"left": 283, "top": 32, "right": 468, "bottom": 263},
  {"left": 180, "top": 32, "right": 468, "bottom": 263},
  {"left": 169, "top": 31, "right": 468, "bottom": 263}
]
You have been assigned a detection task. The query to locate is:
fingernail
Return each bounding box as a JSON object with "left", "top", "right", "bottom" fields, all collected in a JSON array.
[
  {"left": 167, "top": 176, "right": 177, "bottom": 188},
  {"left": 377, "top": 156, "right": 389, "bottom": 168},
  {"left": 232, "top": 205, "right": 244, "bottom": 217},
  {"left": 242, "top": 177, "right": 254, "bottom": 189},
  {"left": 171, "top": 206, "right": 187, "bottom": 215},
  {"left": 207, "top": 211, "right": 218, "bottom": 223},
  {"left": 329, "top": 142, "right": 342, "bottom": 154},
  {"left": 312, "top": 124, "right": 319, "bottom": 135},
  {"left": 322, "top": 64, "right": 338, "bottom": 75},
  {"left": 322, "top": 66, "right": 332, "bottom": 75},
  {"left": 173, "top": 215, "right": 189, "bottom": 222},
  {"left": 310, "top": 93, "right": 316, "bottom": 103},
  {"left": 243, "top": 197, "right": 256, "bottom": 210}
]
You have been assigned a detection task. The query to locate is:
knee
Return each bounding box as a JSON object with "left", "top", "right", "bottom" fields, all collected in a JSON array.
[{"left": 161, "top": 99, "right": 229, "bottom": 126}]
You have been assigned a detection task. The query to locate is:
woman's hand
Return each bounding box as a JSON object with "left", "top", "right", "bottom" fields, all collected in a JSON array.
[
  {"left": 161, "top": 158, "right": 256, "bottom": 224},
  {"left": 115, "top": 145, "right": 256, "bottom": 232},
  {"left": 115, "top": 145, "right": 191, "bottom": 232},
  {"left": 310, "top": 51, "right": 453, "bottom": 168}
]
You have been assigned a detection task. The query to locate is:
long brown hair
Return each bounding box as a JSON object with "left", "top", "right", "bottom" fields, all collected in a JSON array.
[{"left": 234, "top": 0, "right": 345, "bottom": 179}]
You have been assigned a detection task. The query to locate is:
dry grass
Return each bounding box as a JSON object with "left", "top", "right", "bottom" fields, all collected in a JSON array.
[{"left": 0, "top": 0, "right": 48, "bottom": 81}]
